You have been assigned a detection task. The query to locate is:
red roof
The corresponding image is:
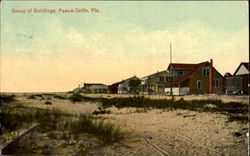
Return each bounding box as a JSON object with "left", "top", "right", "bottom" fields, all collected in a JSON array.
[
  {"left": 167, "top": 62, "right": 208, "bottom": 84},
  {"left": 167, "top": 61, "right": 226, "bottom": 84},
  {"left": 167, "top": 63, "right": 199, "bottom": 70}
]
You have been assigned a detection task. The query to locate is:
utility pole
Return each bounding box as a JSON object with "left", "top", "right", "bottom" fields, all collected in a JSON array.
[
  {"left": 170, "top": 43, "right": 172, "bottom": 65},
  {"left": 170, "top": 42, "right": 173, "bottom": 97}
]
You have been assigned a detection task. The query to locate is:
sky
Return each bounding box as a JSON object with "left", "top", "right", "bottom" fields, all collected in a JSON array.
[{"left": 0, "top": 1, "right": 249, "bottom": 92}]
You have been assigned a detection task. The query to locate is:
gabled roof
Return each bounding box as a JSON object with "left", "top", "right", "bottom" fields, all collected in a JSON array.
[
  {"left": 120, "top": 75, "right": 139, "bottom": 83},
  {"left": 167, "top": 61, "right": 224, "bottom": 84},
  {"left": 84, "top": 83, "right": 106, "bottom": 86},
  {"left": 167, "top": 63, "right": 200, "bottom": 71},
  {"left": 225, "top": 74, "right": 249, "bottom": 78},
  {"left": 242, "top": 62, "right": 250, "bottom": 70},
  {"left": 167, "top": 62, "right": 208, "bottom": 84},
  {"left": 141, "top": 70, "right": 168, "bottom": 80},
  {"left": 109, "top": 81, "right": 122, "bottom": 86},
  {"left": 233, "top": 62, "right": 250, "bottom": 75}
]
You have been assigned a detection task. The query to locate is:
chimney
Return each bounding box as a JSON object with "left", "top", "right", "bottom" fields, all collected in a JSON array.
[{"left": 209, "top": 59, "right": 213, "bottom": 93}]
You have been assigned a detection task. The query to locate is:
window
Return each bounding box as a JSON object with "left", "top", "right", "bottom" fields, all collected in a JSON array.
[
  {"left": 213, "top": 79, "right": 219, "bottom": 88},
  {"left": 196, "top": 80, "right": 201, "bottom": 89},
  {"left": 175, "top": 70, "right": 183, "bottom": 76},
  {"left": 203, "top": 67, "right": 209, "bottom": 76},
  {"left": 159, "top": 77, "right": 164, "bottom": 82}
]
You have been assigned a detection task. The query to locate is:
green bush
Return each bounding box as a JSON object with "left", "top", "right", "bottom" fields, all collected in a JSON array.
[
  {"left": 0, "top": 94, "right": 16, "bottom": 104},
  {"left": 27, "top": 95, "right": 36, "bottom": 99},
  {"left": 67, "top": 114, "right": 126, "bottom": 143},
  {"left": 44, "top": 101, "right": 52, "bottom": 105},
  {"left": 68, "top": 93, "right": 94, "bottom": 103},
  {"left": 53, "top": 95, "right": 67, "bottom": 100},
  {"left": 72, "top": 95, "right": 248, "bottom": 123}
]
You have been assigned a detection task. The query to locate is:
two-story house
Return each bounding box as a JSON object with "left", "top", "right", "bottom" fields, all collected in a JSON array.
[
  {"left": 140, "top": 70, "right": 169, "bottom": 95},
  {"left": 165, "top": 59, "right": 224, "bottom": 95},
  {"left": 118, "top": 76, "right": 140, "bottom": 94}
]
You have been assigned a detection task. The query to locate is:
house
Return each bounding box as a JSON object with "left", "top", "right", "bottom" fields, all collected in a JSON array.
[
  {"left": 72, "top": 84, "right": 86, "bottom": 93},
  {"left": 108, "top": 82, "right": 121, "bottom": 94},
  {"left": 83, "top": 83, "right": 108, "bottom": 94},
  {"left": 73, "top": 87, "right": 86, "bottom": 93},
  {"left": 140, "top": 70, "right": 169, "bottom": 95},
  {"left": 225, "top": 62, "right": 249, "bottom": 95},
  {"left": 118, "top": 76, "right": 140, "bottom": 94},
  {"left": 165, "top": 59, "right": 224, "bottom": 95}
]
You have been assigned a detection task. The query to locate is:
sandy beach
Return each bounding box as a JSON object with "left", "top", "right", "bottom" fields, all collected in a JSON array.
[{"left": 1, "top": 93, "right": 246, "bottom": 156}]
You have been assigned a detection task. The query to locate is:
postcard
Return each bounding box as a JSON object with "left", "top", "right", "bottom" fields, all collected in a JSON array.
[{"left": 0, "top": 1, "right": 249, "bottom": 155}]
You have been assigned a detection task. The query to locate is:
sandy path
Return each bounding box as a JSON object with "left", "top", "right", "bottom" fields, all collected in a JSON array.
[{"left": 106, "top": 108, "right": 248, "bottom": 156}]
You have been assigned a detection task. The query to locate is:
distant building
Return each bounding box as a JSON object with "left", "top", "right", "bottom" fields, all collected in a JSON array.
[
  {"left": 118, "top": 76, "right": 140, "bottom": 94},
  {"left": 140, "top": 70, "right": 169, "bottom": 95},
  {"left": 165, "top": 59, "right": 224, "bottom": 95},
  {"left": 73, "top": 87, "right": 86, "bottom": 93},
  {"left": 83, "top": 83, "right": 108, "bottom": 94},
  {"left": 108, "top": 82, "right": 121, "bottom": 94},
  {"left": 225, "top": 62, "right": 249, "bottom": 95},
  {"left": 72, "top": 84, "right": 86, "bottom": 93}
]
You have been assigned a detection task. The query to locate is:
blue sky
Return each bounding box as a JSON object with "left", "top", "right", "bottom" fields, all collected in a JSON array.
[{"left": 1, "top": 1, "right": 248, "bottom": 92}]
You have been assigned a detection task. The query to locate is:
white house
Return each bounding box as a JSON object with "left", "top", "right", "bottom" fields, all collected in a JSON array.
[{"left": 118, "top": 76, "right": 140, "bottom": 94}]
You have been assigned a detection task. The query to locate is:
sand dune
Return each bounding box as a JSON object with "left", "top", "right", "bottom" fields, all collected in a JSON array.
[{"left": 8, "top": 93, "right": 246, "bottom": 155}]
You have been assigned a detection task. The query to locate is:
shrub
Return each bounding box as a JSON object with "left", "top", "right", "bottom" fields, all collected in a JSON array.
[
  {"left": 0, "top": 94, "right": 16, "bottom": 104},
  {"left": 67, "top": 114, "right": 126, "bottom": 143},
  {"left": 27, "top": 95, "right": 36, "bottom": 99},
  {"left": 68, "top": 93, "right": 94, "bottom": 103},
  {"left": 53, "top": 95, "right": 67, "bottom": 100},
  {"left": 74, "top": 96, "right": 248, "bottom": 123},
  {"left": 36, "top": 108, "right": 65, "bottom": 131},
  {"left": 228, "top": 114, "right": 248, "bottom": 123},
  {"left": 233, "top": 132, "right": 242, "bottom": 137},
  {"left": 92, "top": 104, "right": 111, "bottom": 115},
  {"left": 44, "top": 101, "right": 52, "bottom": 105}
]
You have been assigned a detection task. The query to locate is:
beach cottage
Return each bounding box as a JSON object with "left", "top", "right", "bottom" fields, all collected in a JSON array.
[
  {"left": 225, "top": 62, "right": 249, "bottom": 95},
  {"left": 165, "top": 59, "right": 224, "bottom": 95},
  {"left": 141, "top": 70, "right": 169, "bottom": 95},
  {"left": 118, "top": 76, "right": 140, "bottom": 94},
  {"left": 83, "top": 83, "right": 108, "bottom": 94}
]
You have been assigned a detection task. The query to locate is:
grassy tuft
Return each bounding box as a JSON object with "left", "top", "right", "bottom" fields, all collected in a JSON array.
[
  {"left": 0, "top": 94, "right": 16, "bottom": 104},
  {"left": 1, "top": 102, "right": 126, "bottom": 144},
  {"left": 68, "top": 114, "right": 126, "bottom": 143},
  {"left": 68, "top": 93, "right": 95, "bottom": 103},
  {"left": 53, "top": 95, "right": 67, "bottom": 100},
  {"left": 44, "top": 101, "right": 52, "bottom": 105},
  {"left": 27, "top": 95, "right": 36, "bottom": 99},
  {"left": 69, "top": 95, "right": 248, "bottom": 123}
]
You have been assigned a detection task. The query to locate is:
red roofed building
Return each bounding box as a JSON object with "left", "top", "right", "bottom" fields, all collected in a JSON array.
[
  {"left": 108, "top": 82, "right": 121, "bottom": 94},
  {"left": 165, "top": 59, "right": 225, "bottom": 95}
]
